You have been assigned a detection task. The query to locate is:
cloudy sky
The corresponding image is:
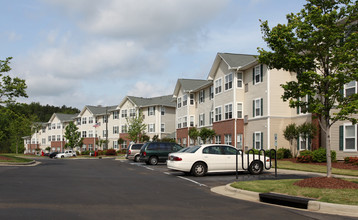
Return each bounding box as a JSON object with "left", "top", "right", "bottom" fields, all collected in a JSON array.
[{"left": 1, "top": 0, "right": 307, "bottom": 109}]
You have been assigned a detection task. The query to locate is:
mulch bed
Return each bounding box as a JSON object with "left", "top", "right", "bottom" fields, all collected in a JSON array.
[
  {"left": 281, "top": 158, "right": 358, "bottom": 189},
  {"left": 0, "top": 155, "right": 13, "bottom": 161}
]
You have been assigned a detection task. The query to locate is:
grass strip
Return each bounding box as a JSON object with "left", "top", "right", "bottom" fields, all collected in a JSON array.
[
  {"left": 231, "top": 179, "right": 358, "bottom": 205},
  {"left": 0, "top": 154, "right": 34, "bottom": 163},
  {"left": 276, "top": 160, "right": 358, "bottom": 177}
]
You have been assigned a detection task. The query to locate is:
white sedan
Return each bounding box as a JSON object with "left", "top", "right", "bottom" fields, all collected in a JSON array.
[{"left": 167, "top": 144, "right": 270, "bottom": 177}]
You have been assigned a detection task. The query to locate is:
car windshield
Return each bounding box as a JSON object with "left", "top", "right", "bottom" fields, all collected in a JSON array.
[{"left": 184, "top": 146, "right": 200, "bottom": 153}]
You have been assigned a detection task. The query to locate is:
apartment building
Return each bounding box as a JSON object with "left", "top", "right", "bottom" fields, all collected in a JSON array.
[{"left": 174, "top": 53, "right": 320, "bottom": 154}]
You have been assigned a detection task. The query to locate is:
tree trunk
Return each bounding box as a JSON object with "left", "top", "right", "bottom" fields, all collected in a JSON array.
[{"left": 325, "top": 123, "right": 332, "bottom": 177}]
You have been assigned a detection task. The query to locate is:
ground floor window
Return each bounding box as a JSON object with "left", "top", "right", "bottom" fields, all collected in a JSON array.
[
  {"left": 113, "top": 141, "right": 118, "bottom": 149},
  {"left": 298, "top": 136, "right": 310, "bottom": 151},
  {"left": 253, "top": 132, "right": 263, "bottom": 150},
  {"left": 183, "top": 138, "right": 187, "bottom": 147},
  {"left": 215, "top": 135, "right": 221, "bottom": 144},
  {"left": 237, "top": 134, "right": 243, "bottom": 148},
  {"left": 89, "top": 144, "right": 93, "bottom": 151},
  {"left": 82, "top": 144, "right": 87, "bottom": 151},
  {"left": 121, "top": 141, "right": 127, "bottom": 149},
  {"left": 224, "top": 134, "right": 232, "bottom": 145},
  {"left": 340, "top": 124, "right": 357, "bottom": 151}
]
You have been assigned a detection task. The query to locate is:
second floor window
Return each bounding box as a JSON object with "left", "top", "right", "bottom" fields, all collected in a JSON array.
[
  {"left": 225, "top": 73, "right": 233, "bottom": 90},
  {"left": 82, "top": 131, "right": 87, "bottom": 138},
  {"left": 183, "top": 94, "right": 188, "bottom": 106},
  {"left": 148, "top": 107, "right": 155, "bottom": 116},
  {"left": 190, "top": 94, "right": 194, "bottom": 105},
  {"left": 225, "top": 104, "right": 232, "bottom": 120},
  {"left": 199, "top": 90, "right": 205, "bottom": 103},
  {"left": 215, "top": 78, "right": 222, "bottom": 94},
  {"left": 177, "top": 97, "right": 182, "bottom": 108},
  {"left": 215, "top": 106, "right": 222, "bottom": 122},
  {"left": 237, "top": 72, "right": 243, "bottom": 88},
  {"left": 253, "top": 98, "right": 263, "bottom": 117},
  {"left": 190, "top": 116, "right": 194, "bottom": 127},
  {"left": 345, "top": 81, "right": 357, "bottom": 97},
  {"left": 121, "top": 125, "right": 127, "bottom": 133},
  {"left": 199, "top": 114, "right": 205, "bottom": 127},
  {"left": 237, "top": 103, "right": 243, "bottom": 118},
  {"left": 82, "top": 117, "right": 87, "bottom": 124},
  {"left": 113, "top": 126, "right": 119, "bottom": 134},
  {"left": 113, "top": 111, "right": 119, "bottom": 119},
  {"left": 183, "top": 117, "right": 188, "bottom": 128},
  {"left": 209, "top": 86, "right": 214, "bottom": 100},
  {"left": 121, "top": 110, "right": 127, "bottom": 118}
]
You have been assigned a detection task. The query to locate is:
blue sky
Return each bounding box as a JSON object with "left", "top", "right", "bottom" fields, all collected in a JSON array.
[{"left": 1, "top": 0, "right": 307, "bottom": 109}]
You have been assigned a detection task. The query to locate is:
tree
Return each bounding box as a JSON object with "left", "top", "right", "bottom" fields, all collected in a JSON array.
[
  {"left": 283, "top": 123, "right": 299, "bottom": 156},
  {"left": 199, "top": 128, "right": 216, "bottom": 144},
  {"left": 0, "top": 57, "right": 28, "bottom": 104},
  {"left": 258, "top": 0, "right": 358, "bottom": 177},
  {"left": 64, "top": 121, "right": 83, "bottom": 150},
  {"left": 126, "top": 111, "right": 147, "bottom": 143},
  {"left": 188, "top": 127, "right": 199, "bottom": 145},
  {"left": 297, "top": 122, "right": 317, "bottom": 150}
]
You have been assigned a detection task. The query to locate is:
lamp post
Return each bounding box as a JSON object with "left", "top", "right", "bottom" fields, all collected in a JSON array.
[{"left": 105, "top": 106, "right": 108, "bottom": 150}]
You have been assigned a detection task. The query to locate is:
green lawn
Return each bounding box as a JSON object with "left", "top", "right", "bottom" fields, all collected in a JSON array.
[
  {"left": 0, "top": 154, "right": 34, "bottom": 163},
  {"left": 231, "top": 179, "right": 358, "bottom": 205},
  {"left": 276, "top": 160, "right": 358, "bottom": 177}
]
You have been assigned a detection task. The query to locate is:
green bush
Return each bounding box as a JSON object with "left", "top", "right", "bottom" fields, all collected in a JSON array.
[
  {"left": 245, "top": 149, "right": 264, "bottom": 155},
  {"left": 276, "top": 148, "right": 292, "bottom": 159},
  {"left": 297, "top": 155, "right": 313, "bottom": 163},
  {"left": 81, "top": 150, "right": 90, "bottom": 155},
  {"left": 312, "top": 148, "right": 336, "bottom": 162},
  {"left": 299, "top": 150, "right": 312, "bottom": 157}
]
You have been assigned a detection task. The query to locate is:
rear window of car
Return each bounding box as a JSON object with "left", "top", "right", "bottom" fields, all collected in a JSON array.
[
  {"left": 185, "top": 146, "right": 200, "bottom": 153},
  {"left": 131, "top": 144, "right": 143, "bottom": 150}
]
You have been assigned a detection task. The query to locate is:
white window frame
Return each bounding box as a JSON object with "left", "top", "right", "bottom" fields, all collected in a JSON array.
[
  {"left": 237, "top": 134, "right": 243, "bottom": 148},
  {"left": 215, "top": 135, "right": 221, "bottom": 144},
  {"left": 121, "top": 125, "right": 127, "bottom": 133},
  {"left": 254, "top": 98, "right": 262, "bottom": 117},
  {"left": 254, "top": 132, "right": 262, "bottom": 150},
  {"left": 254, "top": 65, "right": 262, "bottom": 85},
  {"left": 113, "top": 141, "right": 118, "bottom": 150},
  {"left": 177, "top": 118, "right": 182, "bottom": 129},
  {"left": 209, "top": 111, "right": 214, "bottom": 125},
  {"left": 209, "top": 86, "right": 214, "bottom": 100},
  {"left": 148, "top": 124, "right": 155, "bottom": 133},
  {"left": 225, "top": 73, "right": 233, "bottom": 91},
  {"left": 161, "top": 107, "right": 165, "bottom": 116},
  {"left": 344, "top": 81, "right": 357, "bottom": 97},
  {"left": 215, "top": 78, "right": 222, "bottom": 95},
  {"left": 199, "top": 114, "right": 205, "bottom": 127},
  {"left": 298, "top": 136, "right": 309, "bottom": 151},
  {"left": 88, "top": 130, "right": 93, "bottom": 138},
  {"left": 224, "top": 103, "right": 233, "bottom": 120},
  {"left": 237, "top": 72, "right": 243, "bottom": 88},
  {"left": 177, "top": 97, "right": 182, "bottom": 108},
  {"left": 130, "top": 108, "right": 136, "bottom": 117},
  {"left": 199, "top": 90, "right": 205, "bottom": 103},
  {"left": 89, "top": 117, "right": 94, "bottom": 124},
  {"left": 121, "top": 110, "right": 127, "bottom": 118},
  {"left": 215, "top": 106, "right": 222, "bottom": 122},
  {"left": 148, "top": 106, "right": 155, "bottom": 116},
  {"left": 161, "top": 124, "right": 165, "bottom": 132},
  {"left": 237, "top": 102, "right": 243, "bottom": 119},
  {"left": 113, "top": 111, "right": 119, "bottom": 119},
  {"left": 113, "top": 126, "right": 119, "bottom": 134},
  {"left": 190, "top": 94, "right": 194, "bottom": 105},
  {"left": 183, "top": 94, "right": 188, "bottom": 106},
  {"left": 344, "top": 123, "right": 357, "bottom": 152},
  {"left": 82, "top": 131, "right": 87, "bottom": 138},
  {"left": 183, "top": 116, "right": 188, "bottom": 128},
  {"left": 224, "top": 134, "right": 232, "bottom": 145},
  {"left": 298, "top": 95, "right": 309, "bottom": 115},
  {"left": 82, "top": 117, "right": 87, "bottom": 125},
  {"left": 190, "top": 116, "right": 194, "bottom": 127}
]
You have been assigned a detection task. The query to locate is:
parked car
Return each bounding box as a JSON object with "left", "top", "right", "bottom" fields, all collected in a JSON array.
[
  {"left": 167, "top": 144, "right": 270, "bottom": 177},
  {"left": 49, "top": 152, "right": 59, "bottom": 158},
  {"left": 139, "top": 142, "right": 183, "bottom": 165},
  {"left": 55, "top": 150, "right": 76, "bottom": 159},
  {"left": 126, "top": 143, "right": 144, "bottom": 162}
]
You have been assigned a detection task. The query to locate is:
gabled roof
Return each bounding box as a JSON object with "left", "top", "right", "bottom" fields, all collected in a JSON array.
[
  {"left": 120, "top": 95, "right": 176, "bottom": 108},
  {"left": 207, "top": 53, "right": 257, "bottom": 80},
  {"left": 173, "top": 78, "right": 212, "bottom": 98},
  {"left": 49, "top": 113, "right": 78, "bottom": 123},
  {"left": 79, "top": 105, "right": 118, "bottom": 117}
]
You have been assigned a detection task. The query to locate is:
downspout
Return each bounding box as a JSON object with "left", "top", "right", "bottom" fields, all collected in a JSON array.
[{"left": 267, "top": 68, "right": 271, "bottom": 149}]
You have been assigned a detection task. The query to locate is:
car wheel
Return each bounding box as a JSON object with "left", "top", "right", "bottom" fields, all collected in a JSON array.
[
  {"left": 191, "top": 162, "right": 207, "bottom": 177},
  {"left": 61, "top": 155, "right": 64, "bottom": 158},
  {"left": 249, "top": 160, "right": 263, "bottom": 175},
  {"left": 149, "top": 156, "right": 158, "bottom": 165},
  {"left": 134, "top": 155, "right": 140, "bottom": 162}
]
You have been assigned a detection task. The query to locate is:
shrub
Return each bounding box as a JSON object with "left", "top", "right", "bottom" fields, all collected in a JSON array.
[
  {"left": 106, "top": 149, "right": 117, "bottom": 156},
  {"left": 97, "top": 150, "right": 104, "bottom": 155},
  {"left": 81, "top": 150, "right": 90, "bottom": 155},
  {"left": 276, "top": 148, "right": 292, "bottom": 159},
  {"left": 311, "top": 148, "right": 336, "bottom": 162},
  {"left": 299, "top": 150, "right": 312, "bottom": 157},
  {"left": 245, "top": 149, "right": 264, "bottom": 155},
  {"left": 344, "top": 157, "right": 358, "bottom": 165},
  {"left": 297, "top": 155, "right": 313, "bottom": 163}
]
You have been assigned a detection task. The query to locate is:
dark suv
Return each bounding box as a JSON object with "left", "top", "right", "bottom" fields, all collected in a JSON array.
[{"left": 139, "top": 142, "right": 183, "bottom": 165}]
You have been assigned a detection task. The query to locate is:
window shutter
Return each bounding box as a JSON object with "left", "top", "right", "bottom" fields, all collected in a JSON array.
[
  {"left": 252, "top": 68, "right": 255, "bottom": 85},
  {"left": 252, "top": 100, "right": 255, "bottom": 117},
  {"left": 261, "top": 132, "right": 263, "bottom": 149},
  {"left": 148, "top": 107, "right": 150, "bottom": 116},
  {"left": 253, "top": 133, "right": 255, "bottom": 149},
  {"left": 308, "top": 137, "right": 311, "bottom": 151},
  {"left": 203, "top": 90, "right": 205, "bottom": 102},
  {"left": 260, "top": 64, "right": 263, "bottom": 82},
  {"left": 297, "top": 138, "right": 300, "bottom": 151},
  {"left": 260, "top": 98, "right": 263, "bottom": 116},
  {"left": 339, "top": 125, "right": 343, "bottom": 151}
]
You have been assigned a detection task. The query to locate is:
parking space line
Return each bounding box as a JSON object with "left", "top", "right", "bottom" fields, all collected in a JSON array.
[{"left": 177, "top": 176, "right": 207, "bottom": 187}]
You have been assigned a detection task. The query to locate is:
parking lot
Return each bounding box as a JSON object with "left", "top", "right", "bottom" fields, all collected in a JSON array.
[{"left": 0, "top": 157, "right": 351, "bottom": 220}]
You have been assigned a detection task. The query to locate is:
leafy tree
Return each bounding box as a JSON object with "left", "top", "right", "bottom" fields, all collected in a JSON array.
[
  {"left": 297, "top": 122, "right": 317, "bottom": 149},
  {"left": 188, "top": 127, "right": 199, "bottom": 145},
  {"left": 141, "top": 134, "right": 150, "bottom": 143},
  {"left": 0, "top": 57, "right": 28, "bottom": 104},
  {"left": 199, "top": 128, "right": 216, "bottom": 144},
  {"left": 126, "top": 111, "right": 147, "bottom": 143},
  {"left": 64, "top": 121, "right": 83, "bottom": 150},
  {"left": 258, "top": 0, "right": 358, "bottom": 177},
  {"left": 283, "top": 123, "right": 299, "bottom": 156}
]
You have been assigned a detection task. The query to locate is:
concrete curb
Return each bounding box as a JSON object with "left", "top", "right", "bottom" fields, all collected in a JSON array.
[
  {"left": 0, "top": 160, "right": 40, "bottom": 166},
  {"left": 211, "top": 184, "right": 358, "bottom": 218}
]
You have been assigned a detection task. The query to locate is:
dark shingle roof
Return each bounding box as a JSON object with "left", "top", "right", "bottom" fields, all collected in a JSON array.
[
  {"left": 127, "top": 95, "right": 176, "bottom": 108},
  {"left": 86, "top": 105, "right": 117, "bottom": 116},
  {"left": 55, "top": 113, "right": 78, "bottom": 122},
  {"left": 218, "top": 53, "right": 257, "bottom": 69},
  {"left": 177, "top": 79, "right": 212, "bottom": 92}
]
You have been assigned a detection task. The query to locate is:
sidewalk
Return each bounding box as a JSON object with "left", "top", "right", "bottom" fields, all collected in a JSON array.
[{"left": 211, "top": 169, "right": 358, "bottom": 218}]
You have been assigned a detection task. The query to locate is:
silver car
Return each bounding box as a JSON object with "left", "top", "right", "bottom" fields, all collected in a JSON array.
[{"left": 126, "top": 143, "right": 144, "bottom": 162}]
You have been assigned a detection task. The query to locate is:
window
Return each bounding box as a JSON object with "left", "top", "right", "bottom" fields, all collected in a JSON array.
[
  {"left": 199, "top": 114, "right": 205, "bottom": 127},
  {"left": 253, "top": 64, "right": 263, "bottom": 85},
  {"left": 183, "top": 117, "right": 188, "bottom": 128},
  {"left": 52, "top": 135, "right": 56, "bottom": 141},
  {"left": 253, "top": 98, "right": 263, "bottom": 117},
  {"left": 182, "top": 138, "right": 187, "bottom": 147},
  {"left": 237, "top": 72, "right": 243, "bottom": 88},
  {"left": 183, "top": 94, "right": 188, "bottom": 106},
  {"left": 177, "top": 118, "right": 181, "bottom": 129},
  {"left": 298, "top": 136, "right": 309, "bottom": 150},
  {"left": 340, "top": 124, "right": 357, "bottom": 151},
  {"left": 210, "top": 111, "right": 214, "bottom": 125},
  {"left": 103, "top": 130, "right": 107, "bottom": 137},
  {"left": 57, "top": 123, "right": 61, "bottom": 129},
  {"left": 199, "top": 90, "right": 205, "bottom": 103},
  {"left": 344, "top": 81, "right": 357, "bottom": 97},
  {"left": 113, "top": 111, "right": 119, "bottom": 119},
  {"left": 190, "top": 116, "right": 194, "bottom": 127},
  {"left": 103, "top": 116, "right": 108, "bottom": 123},
  {"left": 48, "top": 136, "right": 51, "bottom": 141},
  {"left": 209, "top": 86, "right": 214, "bottom": 99},
  {"left": 237, "top": 134, "right": 243, "bottom": 148},
  {"left": 237, "top": 103, "right": 243, "bottom": 118},
  {"left": 82, "top": 131, "right": 87, "bottom": 138},
  {"left": 130, "top": 108, "right": 136, "bottom": 117},
  {"left": 57, "top": 135, "right": 61, "bottom": 141},
  {"left": 215, "top": 78, "right": 222, "bottom": 94},
  {"left": 52, "top": 123, "right": 56, "bottom": 129},
  {"left": 148, "top": 107, "right": 155, "bottom": 116},
  {"left": 89, "top": 117, "right": 94, "bottom": 124},
  {"left": 161, "top": 107, "right": 165, "bottom": 115},
  {"left": 113, "top": 141, "right": 118, "bottom": 149},
  {"left": 297, "top": 95, "right": 309, "bottom": 114},
  {"left": 82, "top": 117, "right": 87, "bottom": 124},
  {"left": 121, "top": 141, "right": 127, "bottom": 149},
  {"left": 253, "top": 132, "right": 263, "bottom": 150},
  {"left": 225, "top": 104, "right": 233, "bottom": 120},
  {"left": 215, "top": 106, "right": 222, "bottom": 122},
  {"left": 161, "top": 124, "right": 165, "bottom": 132},
  {"left": 177, "top": 97, "right": 182, "bottom": 108},
  {"left": 88, "top": 130, "right": 93, "bottom": 137},
  {"left": 190, "top": 94, "right": 194, "bottom": 105},
  {"left": 215, "top": 135, "right": 221, "bottom": 144},
  {"left": 89, "top": 144, "right": 93, "bottom": 151},
  {"left": 113, "top": 126, "right": 119, "bottom": 134},
  {"left": 148, "top": 124, "right": 155, "bottom": 133},
  {"left": 42, "top": 138, "right": 46, "bottom": 145},
  {"left": 121, "top": 125, "right": 127, "bottom": 133},
  {"left": 224, "top": 134, "right": 232, "bottom": 145},
  {"left": 225, "top": 73, "right": 233, "bottom": 90},
  {"left": 121, "top": 110, "right": 127, "bottom": 118},
  {"left": 76, "top": 118, "right": 81, "bottom": 125}
]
